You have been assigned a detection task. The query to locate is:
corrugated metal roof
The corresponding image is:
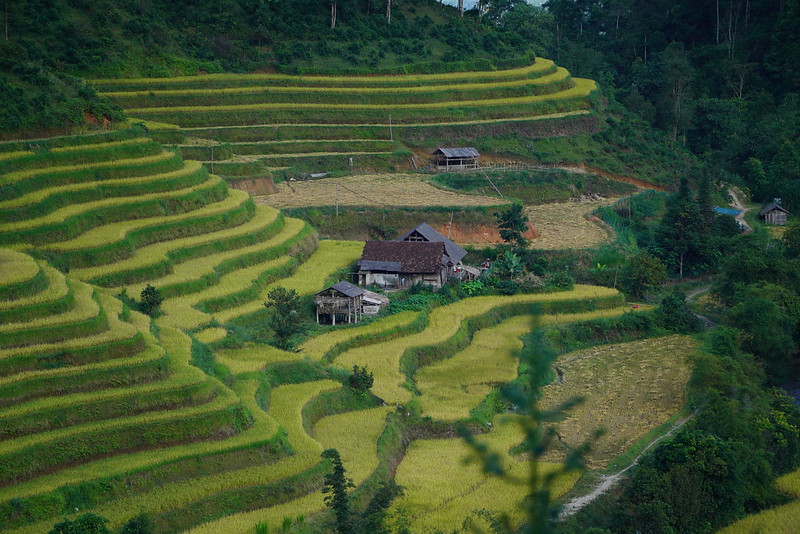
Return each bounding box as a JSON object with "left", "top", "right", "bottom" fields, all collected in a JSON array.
[
  {"left": 358, "top": 259, "right": 403, "bottom": 272},
  {"left": 331, "top": 281, "right": 364, "bottom": 297},
  {"left": 397, "top": 222, "right": 468, "bottom": 265},
  {"left": 433, "top": 147, "right": 480, "bottom": 158}
]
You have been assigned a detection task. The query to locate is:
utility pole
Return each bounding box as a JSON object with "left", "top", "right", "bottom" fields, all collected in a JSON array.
[{"left": 336, "top": 183, "right": 339, "bottom": 218}]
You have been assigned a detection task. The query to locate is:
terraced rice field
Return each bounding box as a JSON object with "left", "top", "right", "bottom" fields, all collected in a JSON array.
[
  {"left": 0, "top": 118, "right": 694, "bottom": 532},
  {"left": 91, "top": 58, "right": 597, "bottom": 177},
  {"left": 259, "top": 173, "right": 509, "bottom": 209},
  {"left": 332, "top": 285, "right": 621, "bottom": 405},
  {"left": 392, "top": 415, "right": 580, "bottom": 532}
]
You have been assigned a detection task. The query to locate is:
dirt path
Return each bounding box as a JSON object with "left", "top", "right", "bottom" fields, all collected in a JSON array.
[
  {"left": 559, "top": 411, "right": 695, "bottom": 519},
  {"left": 728, "top": 187, "right": 751, "bottom": 232},
  {"left": 558, "top": 163, "right": 667, "bottom": 191}
]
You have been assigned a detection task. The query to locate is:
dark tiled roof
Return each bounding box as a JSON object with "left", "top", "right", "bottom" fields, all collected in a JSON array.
[
  {"left": 359, "top": 241, "right": 446, "bottom": 274},
  {"left": 433, "top": 147, "right": 480, "bottom": 158},
  {"left": 759, "top": 203, "right": 790, "bottom": 216},
  {"left": 330, "top": 281, "right": 364, "bottom": 297},
  {"left": 397, "top": 222, "right": 468, "bottom": 265}
]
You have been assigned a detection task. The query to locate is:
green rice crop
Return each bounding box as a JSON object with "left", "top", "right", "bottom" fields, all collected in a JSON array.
[
  {"left": 215, "top": 345, "right": 301, "bottom": 375},
  {"left": 108, "top": 69, "right": 572, "bottom": 109},
  {"left": 110, "top": 66, "right": 567, "bottom": 99},
  {"left": 0, "top": 378, "right": 293, "bottom": 534},
  {"left": 0, "top": 266, "right": 72, "bottom": 324},
  {"left": 268, "top": 380, "right": 340, "bottom": 453},
  {"left": 0, "top": 128, "right": 138, "bottom": 154},
  {"left": 47, "top": 137, "right": 152, "bottom": 154},
  {"left": 41, "top": 190, "right": 254, "bottom": 268},
  {"left": 0, "top": 249, "right": 40, "bottom": 289},
  {"left": 129, "top": 95, "right": 590, "bottom": 127},
  {"left": 0, "top": 175, "right": 227, "bottom": 246},
  {"left": 71, "top": 205, "right": 282, "bottom": 287},
  {"left": 180, "top": 380, "right": 343, "bottom": 534},
  {"left": 92, "top": 59, "right": 555, "bottom": 90},
  {"left": 313, "top": 406, "right": 390, "bottom": 485},
  {"left": 0, "top": 376, "right": 284, "bottom": 509},
  {"left": 0, "top": 377, "right": 244, "bottom": 485},
  {"left": 0, "top": 139, "right": 163, "bottom": 176},
  {"left": 215, "top": 239, "right": 364, "bottom": 323},
  {"left": 417, "top": 315, "right": 531, "bottom": 421},
  {"left": 334, "top": 286, "right": 619, "bottom": 405},
  {"left": 0, "top": 293, "right": 137, "bottom": 365},
  {"left": 1, "top": 152, "right": 180, "bottom": 196},
  {"left": 0, "top": 161, "right": 208, "bottom": 222},
  {"left": 45, "top": 188, "right": 251, "bottom": 252},
  {"left": 181, "top": 140, "right": 397, "bottom": 160},
  {"left": 392, "top": 415, "right": 579, "bottom": 533},
  {"left": 126, "top": 79, "right": 595, "bottom": 115},
  {"left": 124, "top": 216, "right": 307, "bottom": 298},
  {"left": 195, "top": 327, "right": 228, "bottom": 344},
  {"left": 0, "top": 327, "right": 209, "bottom": 438},
  {"left": 0, "top": 150, "right": 33, "bottom": 161},
  {"left": 299, "top": 310, "right": 419, "bottom": 361},
  {"left": 159, "top": 255, "right": 296, "bottom": 330},
  {"left": 0, "top": 281, "right": 104, "bottom": 349},
  {"left": 416, "top": 306, "right": 641, "bottom": 421}
]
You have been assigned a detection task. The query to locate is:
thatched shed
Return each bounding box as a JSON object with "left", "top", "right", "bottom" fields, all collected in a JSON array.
[{"left": 433, "top": 147, "right": 480, "bottom": 171}]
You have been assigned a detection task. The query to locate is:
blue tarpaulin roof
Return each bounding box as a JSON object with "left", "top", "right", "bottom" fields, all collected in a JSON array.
[{"left": 714, "top": 206, "right": 741, "bottom": 216}]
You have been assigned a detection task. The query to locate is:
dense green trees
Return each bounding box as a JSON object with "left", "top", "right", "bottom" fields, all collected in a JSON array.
[{"left": 264, "top": 286, "right": 303, "bottom": 350}]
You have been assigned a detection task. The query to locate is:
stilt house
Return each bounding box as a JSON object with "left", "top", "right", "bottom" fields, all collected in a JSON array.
[{"left": 314, "top": 281, "right": 363, "bottom": 325}]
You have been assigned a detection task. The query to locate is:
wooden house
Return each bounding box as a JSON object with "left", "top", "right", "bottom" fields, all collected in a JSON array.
[
  {"left": 759, "top": 200, "right": 790, "bottom": 225},
  {"left": 314, "top": 281, "right": 363, "bottom": 325},
  {"left": 397, "top": 222, "right": 468, "bottom": 267},
  {"left": 358, "top": 241, "right": 449, "bottom": 289},
  {"left": 433, "top": 147, "right": 480, "bottom": 171}
]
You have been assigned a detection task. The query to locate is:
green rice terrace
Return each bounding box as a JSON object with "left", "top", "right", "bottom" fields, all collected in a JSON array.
[
  {"left": 0, "top": 65, "right": 692, "bottom": 534},
  {"left": 90, "top": 57, "right": 597, "bottom": 180}
]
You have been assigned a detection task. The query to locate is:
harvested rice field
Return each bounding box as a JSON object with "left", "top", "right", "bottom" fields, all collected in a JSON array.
[
  {"left": 526, "top": 199, "right": 615, "bottom": 249},
  {"left": 256, "top": 174, "right": 509, "bottom": 209},
  {"left": 539, "top": 335, "right": 695, "bottom": 468}
]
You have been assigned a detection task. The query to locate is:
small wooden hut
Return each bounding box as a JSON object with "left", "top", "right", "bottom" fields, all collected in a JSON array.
[
  {"left": 315, "top": 281, "right": 364, "bottom": 325},
  {"left": 433, "top": 147, "right": 480, "bottom": 171},
  {"left": 759, "top": 200, "right": 790, "bottom": 225}
]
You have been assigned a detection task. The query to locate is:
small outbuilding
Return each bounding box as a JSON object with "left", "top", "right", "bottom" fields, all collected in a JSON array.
[
  {"left": 315, "top": 281, "right": 364, "bottom": 325},
  {"left": 433, "top": 147, "right": 480, "bottom": 171},
  {"left": 759, "top": 199, "right": 790, "bottom": 225}
]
